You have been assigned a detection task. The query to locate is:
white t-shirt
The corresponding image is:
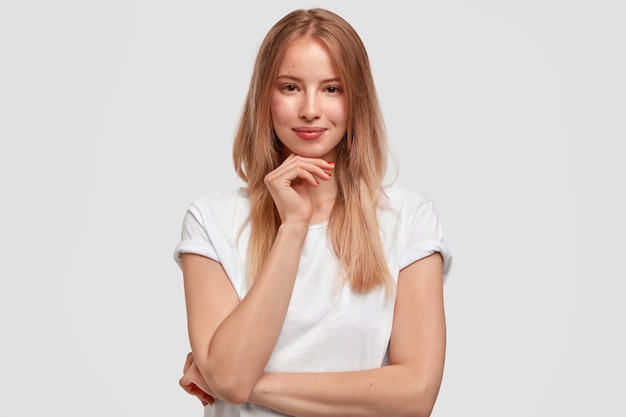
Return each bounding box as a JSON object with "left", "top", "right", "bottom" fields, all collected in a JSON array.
[{"left": 173, "top": 185, "right": 452, "bottom": 417}]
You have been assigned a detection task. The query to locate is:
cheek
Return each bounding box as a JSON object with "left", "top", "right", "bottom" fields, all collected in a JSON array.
[
  {"left": 328, "top": 101, "right": 347, "bottom": 124},
  {"left": 270, "top": 96, "right": 289, "bottom": 124}
]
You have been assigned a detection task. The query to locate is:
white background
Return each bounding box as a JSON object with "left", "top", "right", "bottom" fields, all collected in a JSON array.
[{"left": 1, "top": 1, "right": 624, "bottom": 416}]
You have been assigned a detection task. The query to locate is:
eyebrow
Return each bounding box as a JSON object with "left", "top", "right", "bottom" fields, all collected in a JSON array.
[{"left": 276, "top": 74, "right": 343, "bottom": 84}]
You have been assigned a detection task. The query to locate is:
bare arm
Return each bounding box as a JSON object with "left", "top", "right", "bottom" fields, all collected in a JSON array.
[
  {"left": 248, "top": 253, "right": 446, "bottom": 417},
  {"left": 182, "top": 155, "right": 334, "bottom": 404},
  {"left": 183, "top": 221, "right": 308, "bottom": 403}
]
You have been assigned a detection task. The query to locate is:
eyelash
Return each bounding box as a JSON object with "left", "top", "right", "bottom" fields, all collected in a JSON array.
[
  {"left": 282, "top": 84, "right": 298, "bottom": 92},
  {"left": 280, "top": 84, "right": 342, "bottom": 94}
]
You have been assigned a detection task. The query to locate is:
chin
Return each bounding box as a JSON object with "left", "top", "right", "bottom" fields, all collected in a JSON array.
[
  {"left": 299, "top": 148, "right": 336, "bottom": 160},
  {"left": 282, "top": 143, "right": 330, "bottom": 158}
]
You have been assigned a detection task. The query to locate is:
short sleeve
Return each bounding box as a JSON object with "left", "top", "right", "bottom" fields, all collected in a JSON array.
[
  {"left": 400, "top": 199, "right": 452, "bottom": 282},
  {"left": 173, "top": 203, "right": 219, "bottom": 269}
]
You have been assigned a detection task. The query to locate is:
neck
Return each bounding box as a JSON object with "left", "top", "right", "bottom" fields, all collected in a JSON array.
[{"left": 309, "top": 176, "right": 337, "bottom": 224}]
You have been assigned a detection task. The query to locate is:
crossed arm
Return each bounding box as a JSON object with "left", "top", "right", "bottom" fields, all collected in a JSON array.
[{"left": 180, "top": 240, "right": 446, "bottom": 417}]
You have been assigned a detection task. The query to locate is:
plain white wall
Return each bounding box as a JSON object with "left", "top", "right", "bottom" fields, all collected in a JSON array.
[{"left": 1, "top": 1, "right": 624, "bottom": 416}]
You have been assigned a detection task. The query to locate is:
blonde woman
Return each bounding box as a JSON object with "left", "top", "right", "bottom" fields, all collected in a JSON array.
[{"left": 174, "top": 7, "right": 452, "bottom": 417}]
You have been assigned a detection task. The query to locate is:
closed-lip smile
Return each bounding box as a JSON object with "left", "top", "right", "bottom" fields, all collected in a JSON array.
[{"left": 293, "top": 127, "right": 326, "bottom": 140}]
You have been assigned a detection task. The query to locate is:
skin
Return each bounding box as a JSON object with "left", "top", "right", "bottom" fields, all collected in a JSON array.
[
  {"left": 271, "top": 37, "right": 347, "bottom": 162},
  {"left": 179, "top": 36, "right": 446, "bottom": 417},
  {"left": 270, "top": 37, "right": 345, "bottom": 224}
]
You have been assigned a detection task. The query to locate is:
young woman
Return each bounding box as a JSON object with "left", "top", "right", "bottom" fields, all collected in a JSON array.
[{"left": 174, "top": 7, "right": 452, "bottom": 417}]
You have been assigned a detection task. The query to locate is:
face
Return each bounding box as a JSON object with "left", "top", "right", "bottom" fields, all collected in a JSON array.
[{"left": 271, "top": 37, "right": 347, "bottom": 161}]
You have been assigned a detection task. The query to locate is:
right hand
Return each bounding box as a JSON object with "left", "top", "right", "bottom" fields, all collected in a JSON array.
[
  {"left": 180, "top": 352, "right": 215, "bottom": 406},
  {"left": 263, "top": 154, "right": 334, "bottom": 225}
]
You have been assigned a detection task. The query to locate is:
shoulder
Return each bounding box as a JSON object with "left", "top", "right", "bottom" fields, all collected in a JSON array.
[
  {"left": 175, "top": 188, "right": 250, "bottom": 272},
  {"left": 381, "top": 185, "right": 452, "bottom": 279},
  {"left": 380, "top": 185, "right": 434, "bottom": 214},
  {"left": 182, "top": 188, "right": 250, "bottom": 234},
  {"left": 187, "top": 188, "right": 250, "bottom": 221},
  {"left": 378, "top": 185, "right": 443, "bottom": 234}
]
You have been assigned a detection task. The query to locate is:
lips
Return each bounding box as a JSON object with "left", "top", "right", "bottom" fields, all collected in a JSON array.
[{"left": 293, "top": 127, "right": 326, "bottom": 140}]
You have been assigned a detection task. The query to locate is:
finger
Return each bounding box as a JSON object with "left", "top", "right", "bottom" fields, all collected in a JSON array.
[
  {"left": 267, "top": 160, "right": 331, "bottom": 187},
  {"left": 292, "top": 157, "right": 335, "bottom": 180},
  {"left": 273, "top": 154, "right": 334, "bottom": 177},
  {"left": 265, "top": 166, "right": 314, "bottom": 189},
  {"left": 179, "top": 375, "right": 192, "bottom": 392},
  {"left": 182, "top": 352, "right": 194, "bottom": 373},
  {"left": 185, "top": 382, "right": 215, "bottom": 406},
  {"left": 293, "top": 166, "right": 323, "bottom": 187},
  {"left": 179, "top": 371, "right": 197, "bottom": 393},
  {"left": 197, "top": 389, "right": 215, "bottom": 406}
]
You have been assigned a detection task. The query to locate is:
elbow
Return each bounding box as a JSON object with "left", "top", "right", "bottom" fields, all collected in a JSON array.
[
  {"left": 401, "top": 383, "right": 440, "bottom": 417},
  {"left": 404, "top": 400, "right": 435, "bottom": 417},
  {"left": 198, "top": 361, "right": 254, "bottom": 405},
  {"left": 212, "top": 382, "right": 252, "bottom": 405},
  {"left": 412, "top": 404, "right": 435, "bottom": 417}
]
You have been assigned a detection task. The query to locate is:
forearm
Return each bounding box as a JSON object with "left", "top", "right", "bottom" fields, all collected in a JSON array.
[
  {"left": 198, "top": 222, "right": 308, "bottom": 402},
  {"left": 249, "top": 365, "right": 442, "bottom": 417}
]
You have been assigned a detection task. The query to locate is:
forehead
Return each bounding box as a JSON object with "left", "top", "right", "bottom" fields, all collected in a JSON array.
[{"left": 277, "top": 37, "right": 339, "bottom": 73}]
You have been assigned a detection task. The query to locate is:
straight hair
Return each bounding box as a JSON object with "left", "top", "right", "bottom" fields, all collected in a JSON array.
[{"left": 232, "top": 8, "right": 394, "bottom": 293}]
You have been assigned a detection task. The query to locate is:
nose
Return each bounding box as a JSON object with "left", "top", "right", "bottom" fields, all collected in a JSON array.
[{"left": 299, "top": 93, "right": 321, "bottom": 120}]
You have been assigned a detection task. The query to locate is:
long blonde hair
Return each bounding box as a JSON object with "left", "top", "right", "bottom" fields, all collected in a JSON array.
[{"left": 233, "top": 8, "right": 393, "bottom": 293}]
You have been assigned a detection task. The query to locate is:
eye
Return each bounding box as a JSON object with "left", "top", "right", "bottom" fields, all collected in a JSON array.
[
  {"left": 325, "top": 85, "right": 342, "bottom": 94},
  {"left": 281, "top": 84, "right": 298, "bottom": 92}
]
